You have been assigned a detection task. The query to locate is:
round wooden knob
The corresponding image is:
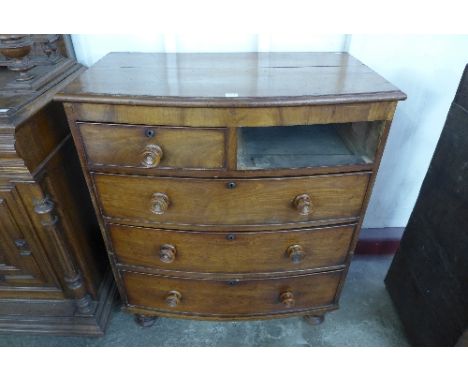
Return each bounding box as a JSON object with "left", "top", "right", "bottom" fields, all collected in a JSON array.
[
  {"left": 293, "top": 194, "right": 312, "bottom": 215},
  {"left": 165, "top": 290, "right": 182, "bottom": 307},
  {"left": 141, "top": 144, "right": 163, "bottom": 168},
  {"left": 159, "top": 244, "right": 176, "bottom": 263},
  {"left": 286, "top": 244, "right": 305, "bottom": 264},
  {"left": 280, "top": 291, "right": 295, "bottom": 308},
  {"left": 151, "top": 192, "right": 170, "bottom": 215}
]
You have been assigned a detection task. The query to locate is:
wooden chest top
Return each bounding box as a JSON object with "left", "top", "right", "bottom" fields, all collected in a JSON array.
[{"left": 56, "top": 52, "right": 406, "bottom": 107}]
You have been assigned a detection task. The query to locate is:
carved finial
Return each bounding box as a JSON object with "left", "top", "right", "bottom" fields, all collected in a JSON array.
[{"left": 0, "top": 34, "right": 35, "bottom": 81}]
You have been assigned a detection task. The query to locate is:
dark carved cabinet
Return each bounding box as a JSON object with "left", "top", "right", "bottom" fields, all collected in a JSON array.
[
  {"left": 0, "top": 189, "right": 50, "bottom": 286},
  {"left": 0, "top": 35, "right": 115, "bottom": 335}
]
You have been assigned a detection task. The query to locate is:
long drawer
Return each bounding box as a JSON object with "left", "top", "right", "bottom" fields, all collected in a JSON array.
[
  {"left": 109, "top": 223, "right": 355, "bottom": 274},
  {"left": 94, "top": 173, "right": 370, "bottom": 227},
  {"left": 78, "top": 122, "right": 226, "bottom": 170},
  {"left": 122, "top": 270, "right": 342, "bottom": 317}
]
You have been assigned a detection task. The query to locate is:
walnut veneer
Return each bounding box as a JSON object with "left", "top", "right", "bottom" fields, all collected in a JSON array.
[{"left": 56, "top": 52, "right": 405, "bottom": 325}]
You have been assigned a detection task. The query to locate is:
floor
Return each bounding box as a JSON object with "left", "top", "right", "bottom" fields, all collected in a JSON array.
[{"left": 0, "top": 255, "right": 409, "bottom": 346}]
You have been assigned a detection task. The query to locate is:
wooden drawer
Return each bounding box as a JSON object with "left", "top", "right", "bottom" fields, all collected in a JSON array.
[
  {"left": 94, "top": 173, "right": 370, "bottom": 228},
  {"left": 78, "top": 122, "right": 226, "bottom": 170},
  {"left": 122, "top": 270, "right": 342, "bottom": 317},
  {"left": 109, "top": 224, "right": 355, "bottom": 274}
]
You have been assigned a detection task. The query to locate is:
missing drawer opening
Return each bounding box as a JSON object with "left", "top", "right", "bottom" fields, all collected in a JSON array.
[{"left": 237, "top": 122, "right": 384, "bottom": 170}]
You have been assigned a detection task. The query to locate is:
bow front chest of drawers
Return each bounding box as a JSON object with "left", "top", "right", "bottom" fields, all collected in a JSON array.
[{"left": 56, "top": 52, "right": 405, "bottom": 325}]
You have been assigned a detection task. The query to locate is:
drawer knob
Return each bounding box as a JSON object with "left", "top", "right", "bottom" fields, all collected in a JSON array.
[
  {"left": 293, "top": 194, "right": 312, "bottom": 215},
  {"left": 159, "top": 244, "right": 176, "bottom": 263},
  {"left": 286, "top": 244, "right": 305, "bottom": 264},
  {"left": 151, "top": 192, "right": 170, "bottom": 214},
  {"left": 279, "top": 291, "right": 295, "bottom": 308},
  {"left": 141, "top": 144, "right": 163, "bottom": 168},
  {"left": 165, "top": 290, "right": 182, "bottom": 307}
]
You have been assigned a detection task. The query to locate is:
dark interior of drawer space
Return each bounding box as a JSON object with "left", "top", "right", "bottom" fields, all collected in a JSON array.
[{"left": 237, "top": 122, "right": 383, "bottom": 170}]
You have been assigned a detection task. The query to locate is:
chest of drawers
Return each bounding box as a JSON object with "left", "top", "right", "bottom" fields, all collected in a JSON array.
[{"left": 56, "top": 52, "right": 405, "bottom": 326}]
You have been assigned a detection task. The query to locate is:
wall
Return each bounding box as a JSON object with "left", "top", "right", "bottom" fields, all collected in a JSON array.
[
  {"left": 71, "top": 34, "right": 348, "bottom": 67},
  {"left": 348, "top": 35, "right": 468, "bottom": 227},
  {"left": 71, "top": 34, "right": 468, "bottom": 228}
]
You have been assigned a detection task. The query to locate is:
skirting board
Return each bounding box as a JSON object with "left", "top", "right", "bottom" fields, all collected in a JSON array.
[{"left": 355, "top": 227, "right": 405, "bottom": 256}]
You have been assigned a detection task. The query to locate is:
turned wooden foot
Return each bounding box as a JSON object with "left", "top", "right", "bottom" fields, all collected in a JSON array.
[
  {"left": 134, "top": 314, "right": 158, "bottom": 327},
  {"left": 303, "top": 314, "right": 325, "bottom": 326}
]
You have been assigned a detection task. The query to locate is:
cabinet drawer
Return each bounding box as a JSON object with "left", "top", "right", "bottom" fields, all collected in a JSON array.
[
  {"left": 94, "top": 173, "right": 369, "bottom": 227},
  {"left": 110, "top": 224, "right": 355, "bottom": 274},
  {"left": 78, "top": 123, "right": 226, "bottom": 170},
  {"left": 122, "top": 270, "right": 342, "bottom": 316}
]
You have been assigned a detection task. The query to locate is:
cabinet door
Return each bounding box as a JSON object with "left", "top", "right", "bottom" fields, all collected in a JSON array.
[{"left": 0, "top": 191, "right": 47, "bottom": 286}]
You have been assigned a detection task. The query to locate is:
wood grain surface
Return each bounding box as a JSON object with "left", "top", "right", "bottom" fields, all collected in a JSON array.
[
  {"left": 109, "top": 223, "right": 355, "bottom": 275},
  {"left": 56, "top": 52, "right": 406, "bottom": 107},
  {"left": 69, "top": 101, "right": 397, "bottom": 127},
  {"left": 122, "top": 269, "right": 343, "bottom": 317},
  {"left": 93, "top": 172, "right": 370, "bottom": 228},
  {"left": 78, "top": 122, "right": 226, "bottom": 170}
]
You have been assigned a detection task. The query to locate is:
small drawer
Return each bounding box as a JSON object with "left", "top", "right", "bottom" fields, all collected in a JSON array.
[
  {"left": 122, "top": 270, "right": 342, "bottom": 317},
  {"left": 109, "top": 224, "right": 355, "bottom": 274},
  {"left": 94, "top": 172, "right": 370, "bottom": 228},
  {"left": 78, "top": 122, "right": 226, "bottom": 170}
]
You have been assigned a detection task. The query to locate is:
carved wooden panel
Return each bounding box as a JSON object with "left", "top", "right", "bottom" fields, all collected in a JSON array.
[{"left": 0, "top": 190, "right": 46, "bottom": 286}]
